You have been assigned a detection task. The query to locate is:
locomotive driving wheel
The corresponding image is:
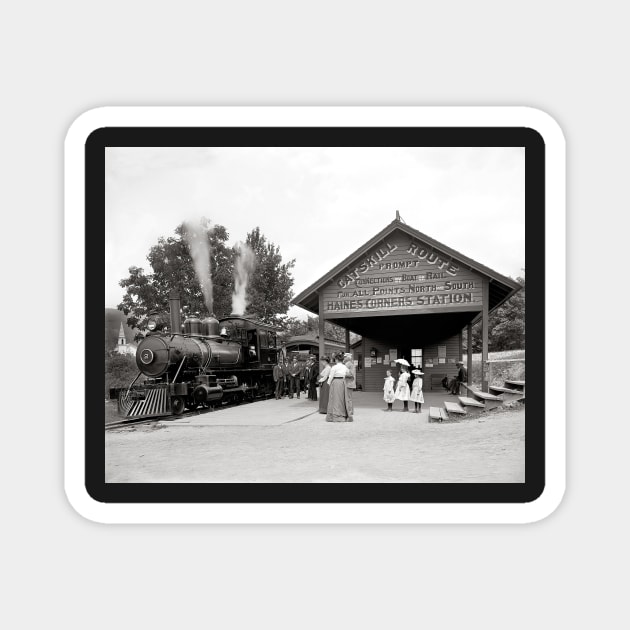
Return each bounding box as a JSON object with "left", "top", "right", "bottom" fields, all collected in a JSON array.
[{"left": 171, "top": 396, "right": 185, "bottom": 415}]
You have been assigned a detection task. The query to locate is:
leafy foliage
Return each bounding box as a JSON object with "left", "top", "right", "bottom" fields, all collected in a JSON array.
[
  {"left": 104, "top": 353, "right": 140, "bottom": 395},
  {"left": 118, "top": 221, "right": 295, "bottom": 329},
  {"left": 244, "top": 227, "right": 295, "bottom": 322},
  {"left": 469, "top": 274, "right": 525, "bottom": 352}
]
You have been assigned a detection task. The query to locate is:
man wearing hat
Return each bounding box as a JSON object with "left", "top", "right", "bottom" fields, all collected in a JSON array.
[
  {"left": 303, "top": 358, "right": 312, "bottom": 397},
  {"left": 342, "top": 352, "right": 356, "bottom": 421},
  {"left": 282, "top": 358, "right": 291, "bottom": 396},
  {"left": 288, "top": 356, "right": 303, "bottom": 399},
  {"left": 450, "top": 360, "right": 468, "bottom": 395},
  {"left": 272, "top": 357, "right": 285, "bottom": 400}
]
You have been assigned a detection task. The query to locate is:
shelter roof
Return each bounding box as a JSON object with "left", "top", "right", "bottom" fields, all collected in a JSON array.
[
  {"left": 292, "top": 218, "right": 522, "bottom": 317},
  {"left": 284, "top": 333, "right": 346, "bottom": 347}
]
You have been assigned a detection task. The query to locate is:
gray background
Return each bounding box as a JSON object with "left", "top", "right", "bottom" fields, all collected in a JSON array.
[{"left": 3, "top": 0, "right": 625, "bottom": 628}]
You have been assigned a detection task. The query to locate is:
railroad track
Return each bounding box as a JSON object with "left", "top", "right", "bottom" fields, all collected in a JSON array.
[
  {"left": 105, "top": 394, "right": 274, "bottom": 430},
  {"left": 105, "top": 417, "right": 162, "bottom": 430}
]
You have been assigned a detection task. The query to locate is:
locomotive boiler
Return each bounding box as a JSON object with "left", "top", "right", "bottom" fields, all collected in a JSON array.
[{"left": 117, "top": 292, "right": 279, "bottom": 419}]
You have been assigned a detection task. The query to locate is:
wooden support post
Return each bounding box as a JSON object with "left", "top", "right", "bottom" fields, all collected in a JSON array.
[
  {"left": 345, "top": 327, "right": 350, "bottom": 352},
  {"left": 318, "top": 291, "right": 325, "bottom": 360},
  {"left": 482, "top": 279, "right": 489, "bottom": 392},
  {"left": 467, "top": 323, "right": 473, "bottom": 386}
]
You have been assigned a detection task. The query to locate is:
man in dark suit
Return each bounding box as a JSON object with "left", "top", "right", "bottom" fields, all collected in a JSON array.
[
  {"left": 288, "top": 357, "right": 302, "bottom": 399},
  {"left": 273, "top": 359, "right": 285, "bottom": 399},
  {"left": 282, "top": 359, "right": 290, "bottom": 396},
  {"left": 304, "top": 359, "right": 311, "bottom": 397},
  {"left": 450, "top": 360, "right": 468, "bottom": 395}
]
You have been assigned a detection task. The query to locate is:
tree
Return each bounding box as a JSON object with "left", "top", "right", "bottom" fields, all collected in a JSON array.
[
  {"left": 118, "top": 222, "right": 296, "bottom": 330},
  {"left": 105, "top": 353, "right": 140, "bottom": 395},
  {"left": 276, "top": 316, "right": 311, "bottom": 345},
  {"left": 118, "top": 220, "right": 233, "bottom": 328},
  {"left": 490, "top": 275, "right": 525, "bottom": 351},
  {"left": 244, "top": 227, "right": 295, "bottom": 322},
  {"left": 470, "top": 274, "right": 525, "bottom": 352}
]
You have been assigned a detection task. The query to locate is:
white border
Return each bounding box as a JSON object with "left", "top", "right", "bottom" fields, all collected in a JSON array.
[{"left": 64, "top": 106, "right": 565, "bottom": 524}]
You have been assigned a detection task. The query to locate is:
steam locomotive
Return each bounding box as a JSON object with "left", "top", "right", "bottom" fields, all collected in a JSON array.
[{"left": 117, "top": 292, "right": 279, "bottom": 419}]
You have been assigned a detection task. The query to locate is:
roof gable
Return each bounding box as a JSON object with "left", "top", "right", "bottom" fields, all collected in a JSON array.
[{"left": 292, "top": 219, "right": 521, "bottom": 315}]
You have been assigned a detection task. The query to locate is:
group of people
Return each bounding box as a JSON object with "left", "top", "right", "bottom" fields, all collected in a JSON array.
[
  {"left": 383, "top": 364, "right": 425, "bottom": 413},
  {"left": 272, "top": 352, "right": 468, "bottom": 420},
  {"left": 384, "top": 359, "right": 467, "bottom": 412},
  {"left": 272, "top": 355, "right": 319, "bottom": 400},
  {"left": 271, "top": 351, "right": 356, "bottom": 422}
]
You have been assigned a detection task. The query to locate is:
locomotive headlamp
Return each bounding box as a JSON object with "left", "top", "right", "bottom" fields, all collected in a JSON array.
[{"left": 147, "top": 319, "right": 157, "bottom": 331}]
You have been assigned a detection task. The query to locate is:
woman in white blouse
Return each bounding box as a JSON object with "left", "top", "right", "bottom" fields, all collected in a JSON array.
[{"left": 326, "top": 353, "right": 351, "bottom": 422}]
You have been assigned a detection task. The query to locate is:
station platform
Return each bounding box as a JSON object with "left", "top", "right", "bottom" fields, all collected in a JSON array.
[{"left": 158, "top": 389, "right": 456, "bottom": 427}]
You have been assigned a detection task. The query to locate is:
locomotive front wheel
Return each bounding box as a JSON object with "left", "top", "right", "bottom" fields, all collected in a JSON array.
[
  {"left": 171, "top": 396, "right": 185, "bottom": 415},
  {"left": 185, "top": 399, "right": 199, "bottom": 411}
]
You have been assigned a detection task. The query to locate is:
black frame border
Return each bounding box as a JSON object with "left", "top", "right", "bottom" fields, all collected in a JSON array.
[{"left": 88, "top": 126, "right": 544, "bottom": 505}]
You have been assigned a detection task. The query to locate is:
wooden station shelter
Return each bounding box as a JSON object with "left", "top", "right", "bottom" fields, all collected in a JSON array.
[{"left": 292, "top": 215, "right": 522, "bottom": 393}]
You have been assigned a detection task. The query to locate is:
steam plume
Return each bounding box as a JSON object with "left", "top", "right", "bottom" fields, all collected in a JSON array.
[
  {"left": 232, "top": 241, "right": 256, "bottom": 315},
  {"left": 183, "top": 219, "right": 214, "bottom": 314}
]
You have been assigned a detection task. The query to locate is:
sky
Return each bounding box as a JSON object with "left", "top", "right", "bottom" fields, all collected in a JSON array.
[{"left": 105, "top": 146, "right": 525, "bottom": 319}]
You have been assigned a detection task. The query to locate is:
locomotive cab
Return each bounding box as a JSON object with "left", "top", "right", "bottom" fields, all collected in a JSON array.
[{"left": 218, "top": 316, "right": 279, "bottom": 368}]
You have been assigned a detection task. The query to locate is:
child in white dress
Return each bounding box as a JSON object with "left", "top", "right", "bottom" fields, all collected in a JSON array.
[
  {"left": 383, "top": 370, "right": 396, "bottom": 412},
  {"left": 394, "top": 365, "right": 411, "bottom": 411},
  {"left": 410, "top": 369, "right": 425, "bottom": 413}
]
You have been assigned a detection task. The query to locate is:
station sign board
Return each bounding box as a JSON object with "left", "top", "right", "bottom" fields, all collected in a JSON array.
[{"left": 322, "top": 230, "right": 484, "bottom": 317}]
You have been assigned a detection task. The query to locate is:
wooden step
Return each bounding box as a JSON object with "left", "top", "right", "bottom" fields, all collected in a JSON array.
[
  {"left": 471, "top": 390, "right": 502, "bottom": 401},
  {"left": 489, "top": 385, "right": 520, "bottom": 394},
  {"left": 444, "top": 401, "right": 466, "bottom": 415},
  {"left": 489, "top": 386, "right": 525, "bottom": 401},
  {"left": 459, "top": 384, "right": 503, "bottom": 410},
  {"left": 429, "top": 407, "right": 442, "bottom": 422},
  {"left": 504, "top": 380, "right": 525, "bottom": 389},
  {"left": 439, "top": 408, "right": 449, "bottom": 422},
  {"left": 458, "top": 396, "right": 485, "bottom": 408}
]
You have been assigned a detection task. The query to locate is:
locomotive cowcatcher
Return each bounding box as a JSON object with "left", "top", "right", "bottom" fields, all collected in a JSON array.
[{"left": 117, "top": 292, "right": 279, "bottom": 419}]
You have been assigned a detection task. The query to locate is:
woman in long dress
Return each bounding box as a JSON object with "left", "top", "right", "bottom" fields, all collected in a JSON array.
[
  {"left": 394, "top": 364, "right": 411, "bottom": 411},
  {"left": 317, "top": 356, "right": 331, "bottom": 414},
  {"left": 326, "top": 353, "right": 351, "bottom": 422},
  {"left": 410, "top": 369, "right": 424, "bottom": 412},
  {"left": 383, "top": 370, "right": 396, "bottom": 412}
]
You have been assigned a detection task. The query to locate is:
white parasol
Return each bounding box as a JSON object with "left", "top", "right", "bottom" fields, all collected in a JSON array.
[{"left": 395, "top": 358, "right": 410, "bottom": 366}]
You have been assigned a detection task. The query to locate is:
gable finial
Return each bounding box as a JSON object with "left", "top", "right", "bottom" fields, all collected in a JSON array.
[{"left": 396, "top": 210, "right": 400, "bottom": 221}]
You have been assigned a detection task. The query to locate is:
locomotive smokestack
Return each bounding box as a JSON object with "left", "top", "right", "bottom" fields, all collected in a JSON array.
[{"left": 169, "top": 290, "right": 181, "bottom": 334}]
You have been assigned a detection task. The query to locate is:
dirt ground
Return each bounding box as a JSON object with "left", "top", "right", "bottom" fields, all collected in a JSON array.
[{"left": 105, "top": 402, "right": 525, "bottom": 483}]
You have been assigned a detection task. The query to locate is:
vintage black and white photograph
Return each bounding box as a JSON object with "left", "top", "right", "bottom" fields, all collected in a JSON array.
[{"left": 104, "top": 140, "right": 528, "bottom": 487}]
